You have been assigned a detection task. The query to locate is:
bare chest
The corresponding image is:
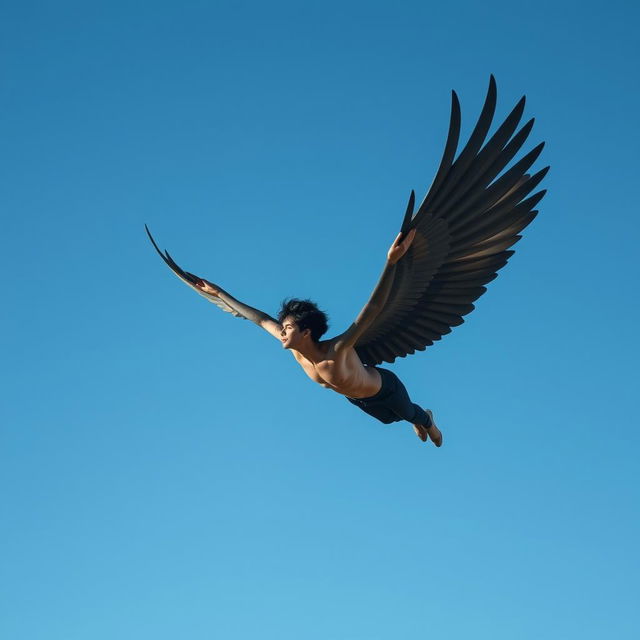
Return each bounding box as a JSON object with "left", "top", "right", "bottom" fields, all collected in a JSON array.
[{"left": 292, "top": 349, "right": 381, "bottom": 397}]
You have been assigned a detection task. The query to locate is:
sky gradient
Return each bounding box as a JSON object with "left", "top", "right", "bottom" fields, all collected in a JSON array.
[{"left": 2, "top": 1, "right": 639, "bottom": 638}]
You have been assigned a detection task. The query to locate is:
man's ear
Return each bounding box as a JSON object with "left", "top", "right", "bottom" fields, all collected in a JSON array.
[{"left": 302, "top": 328, "right": 312, "bottom": 339}]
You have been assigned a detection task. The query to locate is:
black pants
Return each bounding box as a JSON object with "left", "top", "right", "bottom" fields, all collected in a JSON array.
[{"left": 346, "top": 367, "right": 432, "bottom": 426}]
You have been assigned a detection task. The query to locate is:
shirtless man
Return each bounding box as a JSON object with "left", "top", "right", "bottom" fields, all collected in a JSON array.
[{"left": 194, "top": 229, "right": 442, "bottom": 445}]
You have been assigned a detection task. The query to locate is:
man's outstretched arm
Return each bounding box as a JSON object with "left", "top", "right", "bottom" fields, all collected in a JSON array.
[
  {"left": 333, "top": 229, "right": 416, "bottom": 353},
  {"left": 195, "top": 279, "right": 283, "bottom": 339}
]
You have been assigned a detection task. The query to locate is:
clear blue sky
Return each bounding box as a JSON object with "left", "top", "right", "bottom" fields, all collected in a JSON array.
[{"left": 2, "top": 1, "right": 639, "bottom": 638}]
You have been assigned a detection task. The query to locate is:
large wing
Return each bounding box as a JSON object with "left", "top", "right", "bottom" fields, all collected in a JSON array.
[
  {"left": 354, "top": 76, "right": 548, "bottom": 366},
  {"left": 145, "top": 225, "right": 244, "bottom": 318}
]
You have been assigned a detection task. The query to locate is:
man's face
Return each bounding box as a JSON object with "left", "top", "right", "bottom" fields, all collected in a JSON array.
[{"left": 280, "top": 316, "right": 308, "bottom": 349}]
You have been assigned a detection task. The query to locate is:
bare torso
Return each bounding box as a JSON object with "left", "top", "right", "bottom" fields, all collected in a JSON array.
[{"left": 290, "top": 341, "right": 382, "bottom": 398}]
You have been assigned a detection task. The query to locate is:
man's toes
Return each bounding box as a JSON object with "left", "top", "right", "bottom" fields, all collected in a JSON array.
[
  {"left": 427, "top": 426, "right": 443, "bottom": 447},
  {"left": 413, "top": 425, "right": 428, "bottom": 442}
]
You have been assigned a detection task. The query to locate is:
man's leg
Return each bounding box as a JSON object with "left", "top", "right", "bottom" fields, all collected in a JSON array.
[
  {"left": 377, "top": 370, "right": 443, "bottom": 446},
  {"left": 346, "top": 396, "right": 399, "bottom": 424}
]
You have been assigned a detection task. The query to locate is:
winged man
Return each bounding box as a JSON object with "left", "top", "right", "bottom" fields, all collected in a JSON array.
[{"left": 147, "top": 77, "right": 548, "bottom": 446}]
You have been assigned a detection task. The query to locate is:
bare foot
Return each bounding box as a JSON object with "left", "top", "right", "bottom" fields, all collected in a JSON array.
[
  {"left": 416, "top": 409, "right": 443, "bottom": 447},
  {"left": 426, "top": 424, "right": 443, "bottom": 447},
  {"left": 413, "top": 424, "right": 429, "bottom": 442}
]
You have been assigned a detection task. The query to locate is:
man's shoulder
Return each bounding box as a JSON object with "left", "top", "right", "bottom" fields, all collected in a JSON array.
[{"left": 323, "top": 339, "right": 357, "bottom": 360}]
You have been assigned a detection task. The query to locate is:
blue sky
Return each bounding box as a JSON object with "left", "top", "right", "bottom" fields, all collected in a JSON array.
[{"left": 2, "top": 1, "right": 639, "bottom": 638}]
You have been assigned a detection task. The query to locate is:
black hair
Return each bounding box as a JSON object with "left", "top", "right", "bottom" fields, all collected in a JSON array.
[{"left": 277, "top": 298, "right": 329, "bottom": 342}]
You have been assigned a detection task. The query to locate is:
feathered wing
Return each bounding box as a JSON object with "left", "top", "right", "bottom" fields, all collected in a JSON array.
[
  {"left": 144, "top": 225, "right": 245, "bottom": 318},
  {"left": 354, "top": 76, "right": 549, "bottom": 366}
]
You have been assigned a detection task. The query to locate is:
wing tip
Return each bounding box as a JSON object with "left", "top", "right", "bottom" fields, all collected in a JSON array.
[
  {"left": 486, "top": 74, "right": 497, "bottom": 104},
  {"left": 401, "top": 190, "right": 416, "bottom": 232}
]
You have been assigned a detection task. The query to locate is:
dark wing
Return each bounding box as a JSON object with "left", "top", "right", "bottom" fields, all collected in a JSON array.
[
  {"left": 354, "top": 76, "right": 549, "bottom": 366},
  {"left": 144, "top": 225, "right": 244, "bottom": 318}
]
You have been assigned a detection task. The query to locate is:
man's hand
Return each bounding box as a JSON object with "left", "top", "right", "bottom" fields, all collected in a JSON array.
[
  {"left": 387, "top": 228, "right": 416, "bottom": 264},
  {"left": 192, "top": 276, "right": 221, "bottom": 297}
]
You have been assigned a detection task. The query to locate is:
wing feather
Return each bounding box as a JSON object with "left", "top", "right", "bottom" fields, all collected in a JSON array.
[{"left": 411, "top": 91, "right": 462, "bottom": 224}]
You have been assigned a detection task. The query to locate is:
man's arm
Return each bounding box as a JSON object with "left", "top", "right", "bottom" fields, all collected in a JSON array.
[
  {"left": 333, "top": 229, "right": 416, "bottom": 353},
  {"left": 195, "top": 279, "right": 283, "bottom": 339}
]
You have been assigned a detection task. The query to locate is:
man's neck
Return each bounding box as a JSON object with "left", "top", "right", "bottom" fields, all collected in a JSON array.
[{"left": 295, "top": 339, "right": 329, "bottom": 364}]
